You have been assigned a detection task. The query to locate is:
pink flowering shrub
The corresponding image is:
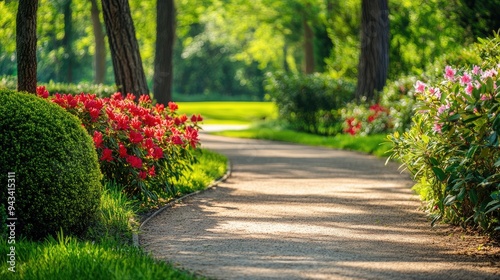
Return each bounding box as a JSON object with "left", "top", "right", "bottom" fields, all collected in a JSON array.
[
  {"left": 388, "top": 65, "right": 500, "bottom": 231},
  {"left": 37, "top": 87, "right": 203, "bottom": 202},
  {"left": 341, "top": 103, "right": 392, "bottom": 136}
]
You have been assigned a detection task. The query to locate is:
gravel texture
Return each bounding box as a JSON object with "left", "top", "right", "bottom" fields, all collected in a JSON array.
[{"left": 140, "top": 134, "right": 499, "bottom": 280}]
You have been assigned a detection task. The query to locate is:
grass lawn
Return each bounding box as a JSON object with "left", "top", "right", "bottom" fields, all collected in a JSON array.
[
  {"left": 214, "top": 127, "right": 392, "bottom": 158},
  {"left": 177, "top": 101, "right": 277, "bottom": 124},
  {"left": 0, "top": 149, "right": 226, "bottom": 280}
]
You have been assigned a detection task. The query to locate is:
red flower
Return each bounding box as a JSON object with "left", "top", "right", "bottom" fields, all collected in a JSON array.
[
  {"left": 191, "top": 114, "right": 203, "bottom": 123},
  {"left": 185, "top": 126, "right": 199, "bottom": 148},
  {"left": 125, "top": 93, "right": 136, "bottom": 101},
  {"left": 168, "top": 101, "right": 178, "bottom": 111},
  {"left": 144, "top": 127, "right": 155, "bottom": 138},
  {"left": 129, "top": 131, "right": 144, "bottom": 144},
  {"left": 89, "top": 108, "right": 100, "bottom": 121},
  {"left": 111, "top": 92, "right": 123, "bottom": 100},
  {"left": 144, "top": 138, "right": 155, "bottom": 150},
  {"left": 139, "top": 171, "right": 147, "bottom": 180},
  {"left": 118, "top": 143, "right": 128, "bottom": 158},
  {"left": 126, "top": 155, "right": 143, "bottom": 169},
  {"left": 93, "top": 131, "right": 103, "bottom": 148},
  {"left": 172, "top": 135, "right": 183, "bottom": 145},
  {"left": 155, "top": 103, "right": 165, "bottom": 113},
  {"left": 148, "top": 166, "right": 156, "bottom": 177},
  {"left": 152, "top": 146, "right": 163, "bottom": 159},
  {"left": 367, "top": 115, "right": 376, "bottom": 123},
  {"left": 138, "top": 94, "right": 151, "bottom": 104},
  {"left": 100, "top": 148, "right": 113, "bottom": 162},
  {"left": 130, "top": 118, "right": 142, "bottom": 130},
  {"left": 36, "top": 86, "right": 49, "bottom": 98}
]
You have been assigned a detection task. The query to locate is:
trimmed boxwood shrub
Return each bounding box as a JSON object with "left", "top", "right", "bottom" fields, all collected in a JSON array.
[{"left": 0, "top": 90, "right": 102, "bottom": 240}]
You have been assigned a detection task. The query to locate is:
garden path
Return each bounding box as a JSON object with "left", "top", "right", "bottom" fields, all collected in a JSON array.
[{"left": 140, "top": 134, "right": 499, "bottom": 280}]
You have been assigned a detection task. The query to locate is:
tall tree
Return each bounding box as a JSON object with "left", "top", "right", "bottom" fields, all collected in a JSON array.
[
  {"left": 101, "top": 0, "right": 149, "bottom": 96},
  {"left": 355, "top": 0, "right": 389, "bottom": 101},
  {"left": 16, "top": 0, "right": 39, "bottom": 93},
  {"left": 302, "top": 5, "right": 315, "bottom": 74},
  {"left": 153, "top": 0, "right": 176, "bottom": 104},
  {"left": 62, "top": 0, "right": 74, "bottom": 83},
  {"left": 90, "top": 0, "right": 106, "bottom": 84}
]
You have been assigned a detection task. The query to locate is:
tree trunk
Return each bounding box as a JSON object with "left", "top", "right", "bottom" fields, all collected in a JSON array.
[
  {"left": 62, "top": 0, "right": 74, "bottom": 83},
  {"left": 90, "top": 0, "right": 106, "bottom": 84},
  {"left": 16, "top": 0, "right": 39, "bottom": 93},
  {"left": 302, "top": 6, "right": 315, "bottom": 74},
  {"left": 153, "top": 0, "right": 175, "bottom": 105},
  {"left": 101, "top": 0, "right": 149, "bottom": 96},
  {"left": 355, "top": 0, "right": 389, "bottom": 101}
]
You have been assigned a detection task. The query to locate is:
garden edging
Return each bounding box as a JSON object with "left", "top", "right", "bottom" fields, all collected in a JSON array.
[{"left": 133, "top": 159, "right": 232, "bottom": 247}]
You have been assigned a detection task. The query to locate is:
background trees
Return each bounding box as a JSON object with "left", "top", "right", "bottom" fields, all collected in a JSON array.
[
  {"left": 4, "top": 0, "right": 499, "bottom": 100},
  {"left": 16, "top": 0, "right": 38, "bottom": 93},
  {"left": 101, "top": 0, "right": 149, "bottom": 96}
]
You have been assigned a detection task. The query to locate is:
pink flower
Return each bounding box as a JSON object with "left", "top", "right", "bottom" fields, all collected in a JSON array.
[
  {"left": 433, "top": 123, "right": 442, "bottom": 133},
  {"left": 414, "top": 80, "right": 426, "bottom": 93},
  {"left": 428, "top": 87, "right": 441, "bottom": 99},
  {"left": 460, "top": 73, "right": 471, "bottom": 85},
  {"left": 437, "top": 104, "right": 450, "bottom": 115},
  {"left": 100, "top": 148, "right": 113, "bottom": 162},
  {"left": 472, "top": 65, "right": 481, "bottom": 75},
  {"left": 465, "top": 83, "right": 474, "bottom": 95},
  {"left": 445, "top": 66, "right": 456, "bottom": 81}
]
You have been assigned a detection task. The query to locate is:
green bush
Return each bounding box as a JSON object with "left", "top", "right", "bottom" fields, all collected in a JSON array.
[
  {"left": 0, "top": 77, "right": 117, "bottom": 97},
  {"left": 0, "top": 90, "right": 102, "bottom": 240},
  {"left": 388, "top": 65, "right": 500, "bottom": 232},
  {"left": 265, "top": 72, "right": 355, "bottom": 136}
]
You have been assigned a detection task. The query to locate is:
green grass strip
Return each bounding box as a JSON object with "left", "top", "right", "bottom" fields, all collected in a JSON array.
[{"left": 214, "top": 128, "right": 392, "bottom": 158}]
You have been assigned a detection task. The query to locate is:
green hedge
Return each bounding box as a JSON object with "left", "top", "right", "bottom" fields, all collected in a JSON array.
[
  {"left": 265, "top": 72, "right": 355, "bottom": 136},
  {"left": 0, "top": 90, "right": 102, "bottom": 240}
]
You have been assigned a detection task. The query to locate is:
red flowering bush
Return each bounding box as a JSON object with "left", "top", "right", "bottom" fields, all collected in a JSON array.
[
  {"left": 37, "top": 87, "right": 203, "bottom": 202},
  {"left": 341, "top": 102, "right": 392, "bottom": 136}
]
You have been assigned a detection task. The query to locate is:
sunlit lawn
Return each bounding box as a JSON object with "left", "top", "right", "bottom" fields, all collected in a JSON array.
[{"left": 177, "top": 101, "right": 277, "bottom": 124}]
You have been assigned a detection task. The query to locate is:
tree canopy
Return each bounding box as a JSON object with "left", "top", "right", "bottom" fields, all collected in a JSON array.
[{"left": 2, "top": 0, "right": 498, "bottom": 100}]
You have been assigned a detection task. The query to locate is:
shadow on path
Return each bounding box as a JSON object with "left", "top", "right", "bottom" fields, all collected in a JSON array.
[{"left": 141, "top": 135, "right": 499, "bottom": 280}]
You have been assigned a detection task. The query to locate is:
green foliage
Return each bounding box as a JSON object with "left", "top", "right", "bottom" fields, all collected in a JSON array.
[
  {"left": 0, "top": 234, "right": 202, "bottom": 280},
  {"left": 341, "top": 103, "right": 392, "bottom": 136},
  {"left": 0, "top": 90, "right": 102, "bottom": 240},
  {"left": 38, "top": 89, "right": 202, "bottom": 203},
  {"left": 266, "top": 71, "right": 355, "bottom": 135},
  {"left": 389, "top": 65, "right": 500, "bottom": 232},
  {"left": 380, "top": 75, "right": 419, "bottom": 132},
  {"left": 215, "top": 127, "right": 391, "bottom": 158},
  {"left": 85, "top": 181, "right": 137, "bottom": 245}
]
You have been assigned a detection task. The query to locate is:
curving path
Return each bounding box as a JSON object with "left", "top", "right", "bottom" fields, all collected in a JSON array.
[{"left": 140, "top": 134, "right": 499, "bottom": 280}]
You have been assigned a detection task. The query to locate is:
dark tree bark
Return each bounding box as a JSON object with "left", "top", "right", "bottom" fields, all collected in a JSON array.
[
  {"left": 302, "top": 5, "right": 315, "bottom": 74},
  {"left": 101, "top": 0, "right": 149, "bottom": 96},
  {"left": 153, "top": 0, "right": 176, "bottom": 104},
  {"left": 90, "top": 0, "right": 106, "bottom": 84},
  {"left": 355, "top": 0, "right": 389, "bottom": 101},
  {"left": 62, "top": 0, "right": 74, "bottom": 83},
  {"left": 16, "top": 0, "right": 39, "bottom": 93}
]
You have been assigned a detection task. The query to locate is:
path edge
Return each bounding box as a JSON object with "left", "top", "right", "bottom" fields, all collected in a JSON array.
[{"left": 132, "top": 159, "right": 232, "bottom": 247}]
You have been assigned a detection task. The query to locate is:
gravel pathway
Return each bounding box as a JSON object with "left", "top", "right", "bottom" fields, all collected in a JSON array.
[{"left": 140, "top": 134, "right": 499, "bottom": 280}]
